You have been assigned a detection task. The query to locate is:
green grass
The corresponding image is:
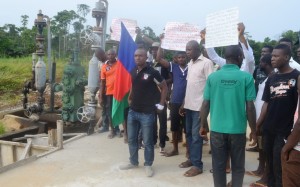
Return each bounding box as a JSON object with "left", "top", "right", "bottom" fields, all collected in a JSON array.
[
  {"left": 0, "top": 122, "right": 5, "bottom": 135},
  {"left": 0, "top": 56, "right": 89, "bottom": 108}
]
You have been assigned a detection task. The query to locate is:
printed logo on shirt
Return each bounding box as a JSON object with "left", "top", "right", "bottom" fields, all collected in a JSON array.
[
  {"left": 270, "top": 81, "right": 295, "bottom": 98},
  {"left": 143, "top": 73, "right": 149, "bottom": 80},
  {"left": 106, "top": 66, "right": 111, "bottom": 71},
  {"left": 288, "top": 79, "right": 296, "bottom": 87},
  {"left": 219, "top": 79, "right": 240, "bottom": 88}
]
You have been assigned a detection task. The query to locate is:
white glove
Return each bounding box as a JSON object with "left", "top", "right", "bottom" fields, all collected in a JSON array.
[{"left": 155, "top": 104, "right": 164, "bottom": 110}]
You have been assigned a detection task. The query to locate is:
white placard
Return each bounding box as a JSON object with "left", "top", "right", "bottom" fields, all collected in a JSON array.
[
  {"left": 110, "top": 18, "right": 137, "bottom": 41},
  {"left": 161, "top": 22, "right": 201, "bottom": 51},
  {"left": 205, "top": 7, "right": 239, "bottom": 48}
]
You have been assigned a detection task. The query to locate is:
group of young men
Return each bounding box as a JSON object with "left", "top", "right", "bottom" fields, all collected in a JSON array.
[{"left": 95, "top": 23, "right": 300, "bottom": 187}]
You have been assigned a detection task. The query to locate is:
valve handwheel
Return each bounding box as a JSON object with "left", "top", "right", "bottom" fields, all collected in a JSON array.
[
  {"left": 80, "top": 28, "right": 94, "bottom": 46},
  {"left": 77, "top": 106, "right": 95, "bottom": 123}
]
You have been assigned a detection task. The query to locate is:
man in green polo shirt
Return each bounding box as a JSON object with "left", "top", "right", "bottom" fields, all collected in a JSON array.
[{"left": 200, "top": 45, "right": 256, "bottom": 187}]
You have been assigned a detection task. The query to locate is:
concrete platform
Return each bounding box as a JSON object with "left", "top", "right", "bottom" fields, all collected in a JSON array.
[{"left": 0, "top": 130, "right": 259, "bottom": 187}]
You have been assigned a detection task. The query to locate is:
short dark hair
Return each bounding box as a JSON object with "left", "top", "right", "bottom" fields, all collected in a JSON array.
[
  {"left": 263, "top": 45, "right": 273, "bottom": 53},
  {"left": 260, "top": 54, "right": 272, "bottom": 66},
  {"left": 135, "top": 47, "right": 148, "bottom": 55},
  {"left": 187, "top": 40, "right": 201, "bottom": 51},
  {"left": 224, "top": 45, "right": 243, "bottom": 60},
  {"left": 176, "top": 51, "right": 186, "bottom": 56},
  {"left": 274, "top": 44, "right": 292, "bottom": 57},
  {"left": 279, "top": 38, "right": 293, "bottom": 46}
]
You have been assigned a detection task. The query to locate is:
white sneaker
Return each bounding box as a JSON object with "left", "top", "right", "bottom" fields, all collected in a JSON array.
[
  {"left": 159, "top": 147, "right": 165, "bottom": 153},
  {"left": 119, "top": 163, "right": 138, "bottom": 170},
  {"left": 145, "top": 166, "right": 154, "bottom": 177}
]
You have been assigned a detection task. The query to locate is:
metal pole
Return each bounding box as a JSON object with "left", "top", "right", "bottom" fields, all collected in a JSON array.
[
  {"left": 56, "top": 120, "right": 64, "bottom": 149},
  {"left": 43, "top": 15, "right": 52, "bottom": 82},
  {"left": 103, "top": 0, "right": 108, "bottom": 50}
]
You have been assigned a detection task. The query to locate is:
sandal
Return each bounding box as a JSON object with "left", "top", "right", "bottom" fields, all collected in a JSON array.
[
  {"left": 108, "top": 131, "right": 115, "bottom": 139},
  {"left": 179, "top": 160, "right": 193, "bottom": 168},
  {"left": 249, "top": 182, "right": 268, "bottom": 187},
  {"left": 246, "top": 146, "right": 258, "bottom": 152},
  {"left": 183, "top": 166, "right": 203, "bottom": 177},
  {"left": 164, "top": 150, "right": 179, "bottom": 157},
  {"left": 226, "top": 181, "right": 232, "bottom": 187},
  {"left": 245, "top": 170, "right": 262, "bottom": 178}
]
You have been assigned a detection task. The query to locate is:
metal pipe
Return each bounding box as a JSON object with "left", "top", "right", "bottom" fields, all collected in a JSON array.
[
  {"left": 43, "top": 15, "right": 52, "bottom": 83},
  {"left": 50, "top": 61, "right": 56, "bottom": 112},
  {"left": 103, "top": 0, "right": 108, "bottom": 50}
]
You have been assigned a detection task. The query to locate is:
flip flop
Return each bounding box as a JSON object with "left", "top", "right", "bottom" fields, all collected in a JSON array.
[
  {"left": 245, "top": 171, "right": 262, "bottom": 178},
  {"left": 179, "top": 160, "right": 193, "bottom": 168},
  {"left": 226, "top": 181, "right": 232, "bottom": 187},
  {"left": 249, "top": 182, "right": 268, "bottom": 187},
  {"left": 108, "top": 131, "right": 115, "bottom": 139},
  {"left": 183, "top": 167, "right": 202, "bottom": 177},
  {"left": 246, "top": 146, "right": 258, "bottom": 152},
  {"left": 164, "top": 151, "right": 179, "bottom": 157}
]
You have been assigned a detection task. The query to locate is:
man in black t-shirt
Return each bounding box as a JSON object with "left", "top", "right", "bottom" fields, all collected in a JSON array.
[
  {"left": 252, "top": 45, "right": 273, "bottom": 95},
  {"left": 256, "top": 44, "right": 300, "bottom": 187},
  {"left": 119, "top": 48, "right": 167, "bottom": 177}
]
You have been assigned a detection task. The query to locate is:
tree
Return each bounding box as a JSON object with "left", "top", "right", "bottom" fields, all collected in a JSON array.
[
  {"left": 142, "top": 26, "right": 159, "bottom": 41},
  {"left": 77, "top": 4, "right": 90, "bottom": 19},
  {"left": 20, "top": 15, "right": 29, "bottom": 30},
  {"left": 51, "top": 10, "right": 79, "bottom": 58},
  {"left": 281, "top": 30, "right": 299, "bottom": 59}
]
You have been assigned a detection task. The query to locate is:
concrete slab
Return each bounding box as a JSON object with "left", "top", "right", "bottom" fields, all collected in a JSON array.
[{"left": 0, "top": 129, "right": 260, "bottom": 187}]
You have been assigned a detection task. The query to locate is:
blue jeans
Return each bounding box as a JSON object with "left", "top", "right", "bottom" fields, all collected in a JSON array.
[
  {"left": 127, "top": 109, "right": 155, "bottom": 166},
  {"left": 185, "top": 109, "right": 203, "bottom": 169},
  {"left": 210, "top": 131, "right": 246, "bottom": 187}
]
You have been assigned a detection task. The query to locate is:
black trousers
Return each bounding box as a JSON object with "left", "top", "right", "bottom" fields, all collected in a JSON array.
[{"left": 263, "top": 131, "right": 285, "bottom": 187}]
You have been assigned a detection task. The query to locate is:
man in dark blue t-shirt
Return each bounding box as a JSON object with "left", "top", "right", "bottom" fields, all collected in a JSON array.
[{"left": 156, "top": 49, "right": 188, "bottom": 157}]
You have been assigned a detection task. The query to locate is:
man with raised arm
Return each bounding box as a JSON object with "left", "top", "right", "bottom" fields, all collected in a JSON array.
[{"left": 203, "top": 23, "right": 255, "bottom": 74}]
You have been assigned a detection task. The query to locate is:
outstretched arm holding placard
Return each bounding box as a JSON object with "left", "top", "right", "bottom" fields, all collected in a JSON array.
[{"left": 203, "top": 23, "right": 255, "bottom": 74}]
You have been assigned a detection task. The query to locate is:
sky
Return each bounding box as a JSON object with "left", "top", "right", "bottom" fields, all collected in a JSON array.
[{"left": 0, "top": 0, "right": 299, "bottom": 42}]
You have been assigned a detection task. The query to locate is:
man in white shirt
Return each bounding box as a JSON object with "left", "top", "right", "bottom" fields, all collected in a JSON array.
[
  {"left": 178, "top": 40, "right": 214, "bottom": 177},
  {"left": 203, "top": 23, "right": 255, "bottom": 74}
]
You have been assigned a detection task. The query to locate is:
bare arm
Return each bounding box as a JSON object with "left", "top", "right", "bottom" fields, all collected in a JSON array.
[
  {"left": 282, "top": 76, "right": 300, "bottom": 160},
  {"left": 156, "top": 47, "right": 170, "bottom": 69},
  {"left": 199, "top": 100, "right": 210, "bottom": 137},
  {"left": 246, "top": 100, "right": 257, "bottom": 143},
  {"left": 157, "top": 80, "right": 168, "bottom": 106},
  {"left": 128, "top": 88, "right": 132, "bottom": 106},
  {"left": 256, "top": 102, "right": 268, "bottom": 135},
  {"left": 246, "top": 100, "right": 256, "bottom": 132}
]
